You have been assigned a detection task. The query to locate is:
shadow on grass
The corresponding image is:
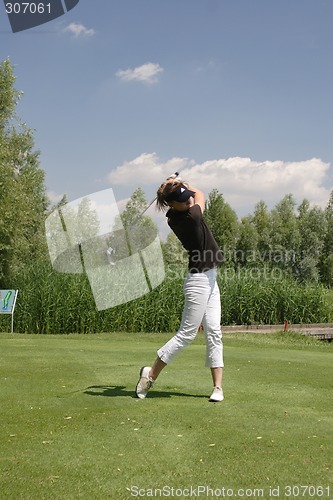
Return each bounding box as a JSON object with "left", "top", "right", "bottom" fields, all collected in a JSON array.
[{"left": 84, "top": 385, "right": 207, "bottom": 399}]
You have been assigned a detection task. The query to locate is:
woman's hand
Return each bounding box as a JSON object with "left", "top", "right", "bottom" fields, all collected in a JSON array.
[
  {"left": 166, "top": 174, "right": 183, "bottom": 183},
  {"left": 187, "top": 185, "right": 205, "bottom": 212}
]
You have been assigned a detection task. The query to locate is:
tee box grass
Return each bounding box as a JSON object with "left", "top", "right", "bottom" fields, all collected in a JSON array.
[{"left": 0, "top": 331, "right": 332, "bottom": 499}]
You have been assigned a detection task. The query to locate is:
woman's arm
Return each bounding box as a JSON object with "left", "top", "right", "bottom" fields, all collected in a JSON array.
[
  {"left": 187, "top": 184, "right": 205, "bottom": 212},
  {"left": 164, "top": 176, "right": 205, "bottom": 212}
]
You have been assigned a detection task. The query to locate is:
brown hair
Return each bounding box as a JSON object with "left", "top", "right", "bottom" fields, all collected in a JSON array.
[{"left": 156, "top": 180, "right": 183, "bottom": 211}]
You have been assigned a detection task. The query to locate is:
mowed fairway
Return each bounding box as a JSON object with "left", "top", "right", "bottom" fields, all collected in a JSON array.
[{"left": 0, "top": 332, "right": 332, "bottom": 499}]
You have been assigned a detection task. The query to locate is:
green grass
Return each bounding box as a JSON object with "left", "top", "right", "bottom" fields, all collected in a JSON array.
[{"left": 0, "top": 332, "right": 332, "bottom": 499}]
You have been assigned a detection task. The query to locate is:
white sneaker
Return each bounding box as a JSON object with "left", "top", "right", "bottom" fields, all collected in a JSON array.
[
  {"left": 135, "top": 366, "right": 154, "bottom": 399},
  {"left": 209, "top": 386, "right": 224, "bottom": 402}
]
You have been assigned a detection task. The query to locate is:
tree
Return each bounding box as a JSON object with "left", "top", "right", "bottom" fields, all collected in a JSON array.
[
  {"left": 269, "top": 194, "right": 300, "bottom": 272},
  {"left": 319, "top": 190, "right": 333, "bottom": 285},
  {"left": 161, "top": 231, "right": 187, "bottom": 268},
  {"left": 251, "top": 200, "right": 271, "bottom": 262},
  {"left": 118, "top": 187, "right": 158, "bottom": 256},
  {"left": 0, "top": 58, "right": 19, "bottom": 128},
  {"left": 46, "top": 195, "right": 101, "bottom": 273},
  {"left": 204, "top": 189, "right": 239, "bottom": 263},
  {"left": 296, "top": 200, "right": 326, "bottom": 282},
  {"left": 0, "top": 59, "right": 48, "bottom": 286},
  {"left": 235, "top": 216, "right": 258, "bottom": 267}
]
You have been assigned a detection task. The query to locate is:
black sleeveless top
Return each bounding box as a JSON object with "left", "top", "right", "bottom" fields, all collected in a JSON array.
[{"left": 166, "top": 204, "right": 224, "bottom": 273}]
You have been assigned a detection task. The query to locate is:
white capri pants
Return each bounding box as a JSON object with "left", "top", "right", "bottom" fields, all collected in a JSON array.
[{"left": 157, "top": 267, "right": 223, "bottom": 368}]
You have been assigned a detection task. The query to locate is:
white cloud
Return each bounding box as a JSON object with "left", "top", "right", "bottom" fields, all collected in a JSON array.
[
  {"left": 64, "top": 22, "right": 95, "bottom": 38},
  {"left": 116, "top": 63, "right": 163, "bottom": 84},
  {"left": 108, "top": 153, "right": 193, "bottom": 186},
  {"left": 107, "top": 154, "right": 331, "bottom": 216}
]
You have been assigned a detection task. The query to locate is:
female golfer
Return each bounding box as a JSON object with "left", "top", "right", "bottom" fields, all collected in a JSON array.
[{"left": 136, "top": 177, "right": 224, "bottom": 402}]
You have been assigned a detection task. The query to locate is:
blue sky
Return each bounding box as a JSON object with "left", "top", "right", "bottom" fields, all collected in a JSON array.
[{"left": 2, "top": 0, "right": 333, "bottom": 234}]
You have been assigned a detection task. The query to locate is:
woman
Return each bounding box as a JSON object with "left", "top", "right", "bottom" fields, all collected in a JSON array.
[{"left": 135, "top": 176, "right": 224, "bottom": 402}]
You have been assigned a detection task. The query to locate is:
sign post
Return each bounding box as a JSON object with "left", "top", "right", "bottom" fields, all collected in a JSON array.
[{"left": 0, "top": 290, "right": 19, "bottom": 334}]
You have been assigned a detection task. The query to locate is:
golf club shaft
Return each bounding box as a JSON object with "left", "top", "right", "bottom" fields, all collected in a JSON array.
[{"left": 139, "top": 171, "right": 180, "bottom": 217}]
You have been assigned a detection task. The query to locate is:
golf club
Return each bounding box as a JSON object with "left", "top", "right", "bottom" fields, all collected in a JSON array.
[
  {"left": 106, "top": 171, "right": 182, "bottom": 264},
  {"left": 138, "top": 171, "right": 181, "bottom": 217}
]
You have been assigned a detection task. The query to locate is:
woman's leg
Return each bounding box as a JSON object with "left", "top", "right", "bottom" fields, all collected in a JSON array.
[
  {"left": 201, "top": 274, "right": 224, "bottom": 386},
  {"left": 149, "top": 357, "right": 167, "bottom": 380},
  {"left": 136, "top": 269, "right": 223, "bottom": 399},
  {"left": 210, "top": 367, "right": 223, "bottom": 387},
  {"left": 156, "top": 272, "right": 212, "bottom": 369},
  {"left": 136, "top": 273, "right": 211, "bottom": 398}
]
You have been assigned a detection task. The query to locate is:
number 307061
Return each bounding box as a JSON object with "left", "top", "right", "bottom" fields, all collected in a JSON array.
[{"left": 6, "top": 3, "right": 51, "bottom": 14}]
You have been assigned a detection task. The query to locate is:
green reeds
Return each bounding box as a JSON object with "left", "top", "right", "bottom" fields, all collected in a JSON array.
[{"left": 1, "top": 262, "right": 331, "bottom": 333}]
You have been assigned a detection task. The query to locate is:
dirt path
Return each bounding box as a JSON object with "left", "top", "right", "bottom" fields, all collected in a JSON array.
[{"left": 223, "top": 323, "right": 333, "bottom": 340}]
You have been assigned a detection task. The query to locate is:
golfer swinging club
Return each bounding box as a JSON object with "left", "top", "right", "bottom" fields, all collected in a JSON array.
[{"left": 136, "top": 175, "right": 224, "bottom": 402}]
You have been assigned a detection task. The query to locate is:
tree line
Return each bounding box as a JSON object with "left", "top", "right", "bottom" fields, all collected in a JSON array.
[
  {"left": 0, "top": 59, "right": 48, "bottom": 288},
  {"left": 163, "top": 188, "right": 333, "bottom": 286},
  {"left": 208, "top": 189, "right": 333, "bottom": 285}
]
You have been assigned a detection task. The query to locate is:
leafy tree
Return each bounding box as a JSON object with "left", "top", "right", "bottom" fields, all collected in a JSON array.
[
  {"left": 320, "top": 254, "right": 333, "bottom": 287},
  {"left": 0, "top": 59, "right": 48, "bottom": 286},
  {"left": 70, "top": 197, "right": 100, "bottom": 245},
  {"left": 319, "top": 190, "right": 333, "bottom": 285},
  {"left": 46, "top": 196, "right": 101, "bottom": 273},
  {"left": 117, "top": 187, "right": 157, "bottom": 256},
  {"left": 161, "top": 231, "right": 187, "bottom": 268},
  {"left": 269, "top": 194, "right": 300, "bottom": 271},
  {"left": 204, "top": 189, "right": 239, "bottom": 262},
  {"left": 0, "top": 58, "right": 19, "bottom": 127},
  {"left": 251, "top": 200, "right": 271, "bottom": 262},
  {"left": 235, "top": 215, "right": 258, "bottom": 267},
  {"left": 296, "top": 200, "right": 326, "bottom": 282},
  {"left": 120, "top": 188, "right": 148, "bottom": 228}
]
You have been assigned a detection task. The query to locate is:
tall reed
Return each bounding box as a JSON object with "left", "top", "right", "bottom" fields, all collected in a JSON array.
[{"left": 1, "top": 262, "right": 331, "bottom": 333}]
